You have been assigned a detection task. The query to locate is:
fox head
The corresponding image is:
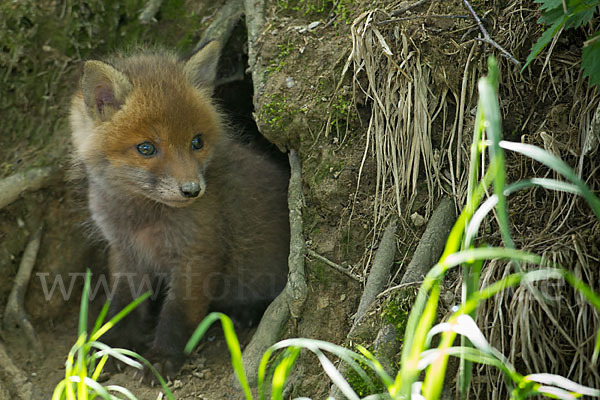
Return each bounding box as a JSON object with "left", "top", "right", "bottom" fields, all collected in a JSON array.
[{"left": 70, "top": 42, "right": 223, "bottom": 207}]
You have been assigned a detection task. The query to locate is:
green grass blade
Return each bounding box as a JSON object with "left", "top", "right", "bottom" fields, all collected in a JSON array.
[
  {"left": 104, "top": 385, "right": 138, "bottom": 400},
  {"left": 220, "top": 314, "right": 253, "bottom": 399},
  {"left": 51, "top": 380, "right": 68, "bottom": 400},
  {"left": 420, "top": 347, "right": 516, "bottom": 380},
  {"left": 184, "top": 312, "right": 222, "bottom": 353},
  {"left": 90, "top": 301, "right": 111, "bottom": 340},
  {"left": 479, "top": 58, "right": 514, "bottom": 253},
  {"left": 185, "top": 313, "right": 252, "bottom": 399},
  {"left": 422, "top": 324, "right": 456, "bottom": 400},
  {"left": 271, "top": 346, "right": 301, "bottom": 400},
  {"left": 525, "top": 373, "right": 600, "bottom": 397},
  {"left": 314, "top": 348, "right": 360, "bottom": 400},
  {"left": 268, "top": 338, "right": 377, "bottom": 396},
  {"left": 79, "top": 270, "right": 92, "bottom": 336},
  {"left": 465, "top": 178, "right": 582, "bottom": 246},
  {"left": 593, "top": 329, "right": 600, "bottom": 365},
  {"left": 91, "top": 343, "right": 143, "bottom": 370},
  {"left": 67, "top": 376, "right": 112, "bottom": 400},
  {"left": 257, "top": 347, "right": 275, "bottom": 400},
  {"left": 355, "top": 345, "right": 394, "bottom": 388},
  {"left": 499, "top": 140, "right": 600, "bottom": 220},
  {"left": 90, "top": 291, "right": 151, "bottom": 342},
  {"left": 396, "top": 283, "right": 441, "bottom": 398},
  {"left": 91, "top": 354, "right": 109, "bottom": 381}
]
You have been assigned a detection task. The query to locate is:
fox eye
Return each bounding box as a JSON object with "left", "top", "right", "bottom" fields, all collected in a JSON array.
[
  {"left": 191, "top": 134, "right": 204, "bottom": 151},
  {"left": 137, "top": 141, "right": 157, "bottom": 156}
]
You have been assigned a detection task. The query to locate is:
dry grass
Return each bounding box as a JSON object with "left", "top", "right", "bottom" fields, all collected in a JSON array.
[{"left": 341, "top": 0, "right": 600, "bottom": 397}]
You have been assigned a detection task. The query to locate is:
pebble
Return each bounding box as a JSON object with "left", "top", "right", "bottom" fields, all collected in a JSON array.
[
  {"left": 172, "top": 380, "right": 183, "bottom": 390},
  {"left": 286, "top": 77, "right": 296, "bottom": 88},
  {"left": 410, "top": 212, "right": 425, "bottom": 227}
]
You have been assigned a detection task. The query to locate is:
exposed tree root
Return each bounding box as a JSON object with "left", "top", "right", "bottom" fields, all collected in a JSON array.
[
  {"left": 0, "top": 167, "right": 56, "bottom": 210},
  {"left": 400, "top": 197, "right": 456, "bottom": 284},
  {"left": 195, "top": 0, "right": 243, "bottom": 52},
  {"left": 138, "top": 0, "right": 163, "bottom": 24},
  {"left": 242, "top": 150, "right": 307, "bottom": 385},
  {"left": 330, "top": 198, "right": 456, "bottom": 398},
  {"left": 352, "top": 219, "right": 397, "bottom": 329},
  {"left": 330, "top": 219, "right": 397, "bottom": 398},
  {"left": 3, "top": 226, "right": 43, "bottom": 353},
  {"left": 0, "top": 340, "right": 40, "bottom": 400}
]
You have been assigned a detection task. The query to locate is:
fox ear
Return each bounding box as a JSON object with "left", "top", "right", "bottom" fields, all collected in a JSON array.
[
  {"left": 81, "top": 60, "right": 132, "bottom": 121},
  {"left": 184, "top": 41, "right": 220, "bottom": 93}
]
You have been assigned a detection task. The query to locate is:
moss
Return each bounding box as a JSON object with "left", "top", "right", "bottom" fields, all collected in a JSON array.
[
  {"left": 345, "top": 352, "right": 387, "bottom": 397},
  {"left": 266, "top": 41, "right": 295, "bottom": 75},
  {"left": 259, "top": 94, "right": 299, "bottom": 129},
  {"left": 277, "top": 0, "right": 354, "bottom": 24},
  {"left": 313, "top": 157, "right": 345, "bottom": 184},
  {"left": 381, "top": 288, "right": 418, "bottom": 342}
]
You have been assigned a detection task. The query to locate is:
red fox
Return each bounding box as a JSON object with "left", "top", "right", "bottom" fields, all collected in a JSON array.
[{"left": 70, "top": 42, "right": 290, "bottom": 379}]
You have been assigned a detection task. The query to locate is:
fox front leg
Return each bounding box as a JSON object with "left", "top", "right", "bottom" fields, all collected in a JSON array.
[{"left": 142, "top": 262, "right": 218, "bottom": 382}]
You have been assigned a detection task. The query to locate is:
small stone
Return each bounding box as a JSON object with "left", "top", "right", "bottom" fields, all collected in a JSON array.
[
  {"left": 442, "top": 290, "right": 455, "bottom": 308},
  {"left": 308, "top": 21, "right": 320, "bottom": 30},
  {"left": 340, "top": 294, "right": 346, "bottom": 301},
  {"left": 193, "top": 371, "right": 205, "bottom": 379},
  {"left": 285, "top": 77, "right": 296, "bottom": 88},
  {"left": 410, "top": 212, "right": 425, "bottom": 227},
  {"left": 172, "top": 380, "right": 183, "bottom": 389}
]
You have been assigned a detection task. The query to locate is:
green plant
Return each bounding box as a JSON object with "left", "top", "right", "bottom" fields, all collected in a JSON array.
[
  {"left": 188, "top": 57, "right": 600, "bottom": 400},
  {"left": 397, "top": 56, "right": 600, "bottom": 400},
  {"left": 260, "top": 94, "right": 298, "bottom": 129},
  {"left": 51, "top": 270, "right": 174, "bottom": 400},
  {"left": 524, "top": 0, "right": 600, "bottom": 86},
  {"left": 277, "top": 0, "right": 353, "bottom": 24}
]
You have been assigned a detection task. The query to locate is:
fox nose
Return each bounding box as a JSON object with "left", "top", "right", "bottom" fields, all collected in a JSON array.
[{"left": 180, "top": 182, "right": 201, "bottom": 198}]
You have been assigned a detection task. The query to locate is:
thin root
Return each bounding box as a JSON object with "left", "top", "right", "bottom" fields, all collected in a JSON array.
[{"left": 3, "top": 226, "right": 43, "bottom": 353}]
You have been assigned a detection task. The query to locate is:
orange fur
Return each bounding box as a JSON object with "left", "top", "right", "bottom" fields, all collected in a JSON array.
[{"left": 70, "top": 43, "right": 289, "bottom": 379}]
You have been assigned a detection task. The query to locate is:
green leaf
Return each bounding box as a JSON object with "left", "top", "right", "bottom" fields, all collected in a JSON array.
[
  {"left": 522, "top": 18, "right": 566, "bottom": 71},
  {"left": 563, "top": 0, "right": 598, "bottom": 29},
  {"left": 582, "top": 33, "right": 600, "bottom": 87},
  {"left": 534, "top": 0, "right": 563, "bottom": 12}
]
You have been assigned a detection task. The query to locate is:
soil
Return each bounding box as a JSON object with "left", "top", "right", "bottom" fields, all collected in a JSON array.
[{"left": 1, "top": 0, "right": 599, "bottom": 399}]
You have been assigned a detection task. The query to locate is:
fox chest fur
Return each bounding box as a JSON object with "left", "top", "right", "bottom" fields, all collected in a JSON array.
[{"left": 70, "top": 42, "right": 289, "bottom": 378}]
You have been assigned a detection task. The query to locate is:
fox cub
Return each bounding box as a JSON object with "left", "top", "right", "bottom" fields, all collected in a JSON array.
[{"left": 70, "top": 42, "right": 290, "bottom": 378}]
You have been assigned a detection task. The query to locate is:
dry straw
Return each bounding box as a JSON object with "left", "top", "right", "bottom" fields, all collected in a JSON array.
[{"left": 341, "top": 1, "right": 600, "bottom": 398}]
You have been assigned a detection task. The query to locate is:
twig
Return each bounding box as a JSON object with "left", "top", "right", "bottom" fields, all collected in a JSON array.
[
  {"left": 377, "top": 14, "right": 469, "bottom": 26},
  {"left": 376, "top": 280, "right": 422, "bottom": 299},
  {"left": 0, "top": 341, "right": 40, "bottom": 399},
  {"left": 0, "top": 167, "right": 56, "bottom": 210},
  {"left": 391, "top": 0, "right": 431, "bottom": 16},
  {"left": 462, "top": 0, "right": 520, "bottom": 65},
  {"left": 242, "top": 150, "right": 307, "bottom": 385},
  {"left": 138, "top": 0, "right": 163, "bottom": 24},
  {"left": 3, "top": 226, "right": 43, "bottom": 353},
  {"left": 306, "top": 249, "right": 361, "bottom": 282}
]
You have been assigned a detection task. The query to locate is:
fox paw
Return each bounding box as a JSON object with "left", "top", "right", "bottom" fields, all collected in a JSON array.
[{"left": 141, "top": 347, "right": 184, "bottom": 385}]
